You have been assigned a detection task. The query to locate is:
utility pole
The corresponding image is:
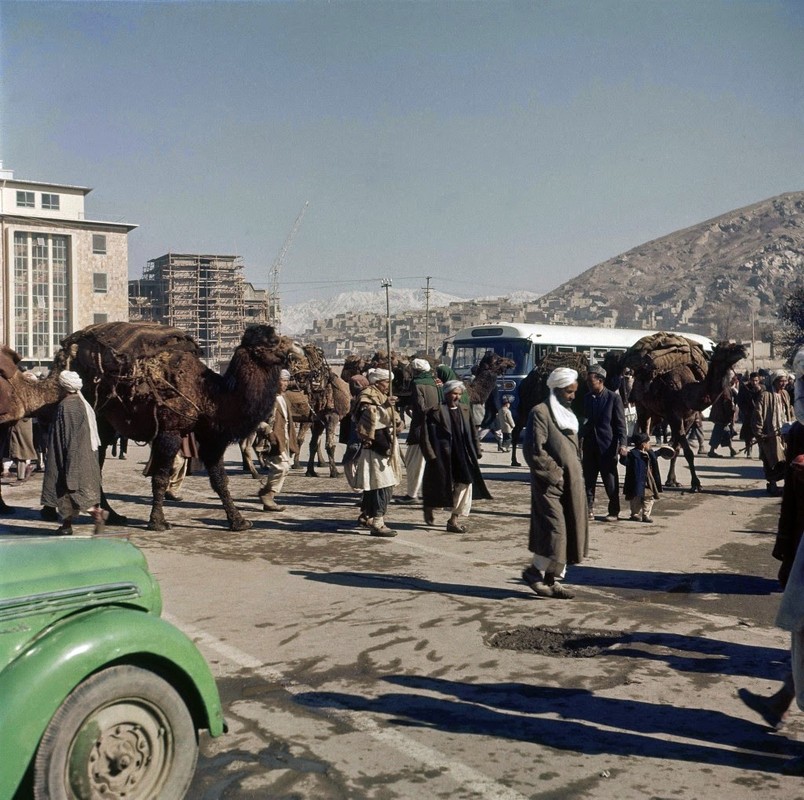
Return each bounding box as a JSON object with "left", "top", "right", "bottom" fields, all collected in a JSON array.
[
  {"left": 751, "top": 310, "right": 756, "bottom": 372},
  {"left": 381, "top": 278, "right": 395, "bottom": 451},
  {"left": 422, "top": 275, "right": 432, "bottom": 355}
]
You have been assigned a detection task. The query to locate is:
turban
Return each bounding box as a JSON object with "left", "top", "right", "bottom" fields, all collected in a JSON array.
[
  {"left": 59, "top": 371, "right": 83, "bottom": 392},
  {"left": 279, "top": 369, "right": 291, "bottom": 381},
  {"left": 546, "top": 367, "right": 578, "bottom": 390},
  {"left": 771, "top": 369, "right": 788, "bottom": 383},
  {"left": 587, "top": 364, "right": 607, "bottom": 379},
  {"left": 411, "top": 358, "right": 431, "bottom": 374},
  {"left": 368, "top": 368, "right": 391, "bottom": 384},
  {"left": 442, "top": 379, "right": 465, "bottom": 395}
]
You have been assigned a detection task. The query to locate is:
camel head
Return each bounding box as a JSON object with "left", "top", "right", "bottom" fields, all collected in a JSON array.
[
  {"left": 702, "top": 341, "right": 748, "bottom": 403},
  {"left": 472, "top": 350, "right": 515, "bottom": 376},
  {"left": 237, "top": 325, "right": 304, "bottom": 368}
]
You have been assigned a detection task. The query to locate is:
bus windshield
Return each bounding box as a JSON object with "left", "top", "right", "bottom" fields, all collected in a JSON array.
[{"left": 452, "top": 340, "right": 530, "bottom": 375}]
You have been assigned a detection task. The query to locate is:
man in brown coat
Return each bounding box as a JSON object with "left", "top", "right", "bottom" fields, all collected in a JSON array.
[
  {"left": 258, "top": 369, "right": 299, "bottom": 512},
  {"left": 521, "top": 367, "right": 589, "bottom": 599},
  {"left": 753, "top": 370, "right": 794, "bottom": 496}
]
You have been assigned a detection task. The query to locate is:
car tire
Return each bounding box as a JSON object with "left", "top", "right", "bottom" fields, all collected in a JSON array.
[{"left": 33, "top": 664, "right": 198, "bottom": 800}]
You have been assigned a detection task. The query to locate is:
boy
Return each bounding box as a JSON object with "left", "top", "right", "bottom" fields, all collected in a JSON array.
[
  {"left": 623, "top": 432, "right": 662, "bottom": 523},
  {"left": 497, "top": 398, "right": 515, "bottom": 452}
]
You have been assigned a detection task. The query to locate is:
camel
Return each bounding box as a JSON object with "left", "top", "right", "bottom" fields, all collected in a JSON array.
[
  {"left": 508, "top": 351, "right": 589, "bottom": 466},
  {"left": 622, "top": 334, "right": 747, "bottom": 492},
  {"left": 57, "top": 321, "right": 302, "bottom": 531},
  {"left": 240, "top": 345, "right": 351, "bottom": 479},
  {"left": 0, "top": 346, "right": 63, "bottom": 513}
]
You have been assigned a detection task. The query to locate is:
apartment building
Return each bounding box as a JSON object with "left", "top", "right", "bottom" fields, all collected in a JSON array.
[{"left": 0, "top": 163, "right": 136, "bottom": 367}]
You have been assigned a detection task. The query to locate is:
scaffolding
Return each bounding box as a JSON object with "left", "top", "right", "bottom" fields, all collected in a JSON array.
[{"left": 135, "top": 253, "right": 248, "bottom": 365}]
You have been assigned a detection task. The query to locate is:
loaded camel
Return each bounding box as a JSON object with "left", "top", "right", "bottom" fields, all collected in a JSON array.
[
  {"left": 57, "top": 321, "right": 302, "bottom": 531},
  {"left": 622, "top": 334, "right": 747, "bottom": 492},
  {"left": 240, "top": 344, "right": 351, "bottom": 479},
  {"left": 0, "top": 346, "right": 63, "bottom": 513}
]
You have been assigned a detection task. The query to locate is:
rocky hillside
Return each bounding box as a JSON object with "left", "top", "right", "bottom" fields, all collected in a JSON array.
[{"left": 532, "top": 191, "right": 804, "bottom": 341}]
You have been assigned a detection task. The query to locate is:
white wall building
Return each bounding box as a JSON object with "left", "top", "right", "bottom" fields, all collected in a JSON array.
[{"left": 0, "top": 163, "right": 137, "bottom": 366}]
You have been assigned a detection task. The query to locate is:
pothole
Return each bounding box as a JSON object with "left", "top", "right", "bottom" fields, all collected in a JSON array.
[{"left": 487, "top": 626, "right": 625, "bottom": 658}]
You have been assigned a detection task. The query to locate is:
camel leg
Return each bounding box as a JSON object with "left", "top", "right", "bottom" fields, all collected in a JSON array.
[
  {"left": 201, "top": 439, "right": 252, "bottom": 531},
  {"left": 294, "top": 423, "right": 309, "bottom": 470},
  {"left": 306, "top": 422, "right": 321, "bottom": 477},
  {"left": 679, "top": 433, "right": 700, "bottom": 493},
  {"left": 147, "top": 432, "right": 182, "bottom": 531}
]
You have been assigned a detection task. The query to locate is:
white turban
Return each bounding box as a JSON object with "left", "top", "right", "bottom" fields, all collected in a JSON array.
[
  {"left": 546, "top": 367, "right": 578, "bottom": 390},
  {"left": 279, "top": 369, "right": 291, "bottom": 381},
  {"left": 411, "top": 358, "right": 431, "bottom": 374},
  {"left": 59, "top": 371, "right": 83, "bottom": 392},
  {"left": 771, "top": 369, "right": 788, "bottom": 384},
  {"left": 442, "top": 379, "right": 465, "bottom": 395},
  {"left": 368, "top": 368, "right": 391, "bottom": 384}
]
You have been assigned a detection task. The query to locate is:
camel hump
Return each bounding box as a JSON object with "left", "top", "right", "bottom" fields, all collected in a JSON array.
[{"left": 623, "top": 332, "right": 707, "bottom": 380}]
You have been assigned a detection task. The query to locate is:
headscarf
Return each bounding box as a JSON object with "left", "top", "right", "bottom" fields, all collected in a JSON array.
[
  {"left": 546, "top": 367, "right": 578, "bottom": 390},
  {"left": 368, "top": 368, "right": 391, "bottom": 384},
  {"left": 411, "top": 358, "right": 431, "bottom": 374},
  {"left": 279, "top": 369, "right": 291, "bottom": 381},
  {"left": 442, "top": 379, "right": 465, "bottom": 396},
  {"left": 58, "top": 371, "right": 101, "bottom": 451}
]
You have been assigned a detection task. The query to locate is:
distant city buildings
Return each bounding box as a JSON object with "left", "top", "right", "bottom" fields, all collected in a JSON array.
[{"left": 0, "top": 163, "right": 136, "bottom": 367}]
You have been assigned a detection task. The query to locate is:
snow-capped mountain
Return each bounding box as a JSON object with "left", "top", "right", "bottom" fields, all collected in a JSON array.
[
  {"left": 475, "top": 290, "right": 542, "bottom": 303},
  {"left": 281, "top": 287, "right": 467, "bottom": 335}
]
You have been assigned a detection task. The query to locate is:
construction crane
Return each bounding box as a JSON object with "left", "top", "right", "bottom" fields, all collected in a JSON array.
[{"left": 269, "top": 201, "right": 309, "bottom": 329}]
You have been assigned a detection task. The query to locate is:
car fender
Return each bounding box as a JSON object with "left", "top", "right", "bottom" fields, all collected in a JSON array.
[{"left": 0, "top": 605, "right": 225, "bottom": 799}]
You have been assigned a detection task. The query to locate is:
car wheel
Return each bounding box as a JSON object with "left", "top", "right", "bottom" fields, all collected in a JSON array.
[{"left": 33, "top": 664, "right": 198, "bottom": 800}]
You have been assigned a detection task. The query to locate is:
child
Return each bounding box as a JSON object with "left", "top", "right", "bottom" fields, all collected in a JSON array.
[
  {"left": 623, "top": 432, "right": 662, "bottom": 523},
  {"left": 496, "top": 398, "right": 515, "bottom": 452}
]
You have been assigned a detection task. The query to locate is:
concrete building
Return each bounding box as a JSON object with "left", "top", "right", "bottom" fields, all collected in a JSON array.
[{"left": 0, "top": 163, "right": 136, "bottom": 367}]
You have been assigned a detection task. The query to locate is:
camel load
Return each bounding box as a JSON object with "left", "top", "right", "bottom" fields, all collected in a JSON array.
[{"left": 622, "top": 333, "right": 708, "bottom": 392}]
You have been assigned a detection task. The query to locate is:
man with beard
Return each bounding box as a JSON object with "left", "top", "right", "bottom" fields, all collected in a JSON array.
[
  {"left": 737, "top": 372, "right": 764, "bottom": 458},
  {"left": 521, "top": 367, "right": 589, "bottom": 599},
  {"left": 753, "top": 370, "right": 795, "bottom": 496}
]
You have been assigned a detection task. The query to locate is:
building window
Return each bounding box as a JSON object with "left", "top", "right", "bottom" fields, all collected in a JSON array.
[
  {"left": 13, "top": 232, "right": 70, "bottom": 360},
  {"left": 41, "top": 193, "right": 60, "bottom": 210},
  {"left": 16, "top": 191, "right": 35, "bottom": 208},
  {"left": 92, "top": 234, "right": 107, "bottom": 254},
  {"left": 93, "top": 272, "right": 108, "bottom": 293},
  {"left": 94, "top": 313, "right": 109, "bottom": 324}
]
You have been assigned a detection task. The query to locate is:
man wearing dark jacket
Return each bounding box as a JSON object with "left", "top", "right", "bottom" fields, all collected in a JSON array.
[{"left": 581, "top": 364, "right": 627, "bottom": 522}]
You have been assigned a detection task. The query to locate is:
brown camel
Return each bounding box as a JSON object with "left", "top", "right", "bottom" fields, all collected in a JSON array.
[
  {"left": 57, "top": 321, "right": 302, "bottom": 531},
  {"left": 466, "top": 350, "right": 516, "bottom": 405},
  {"left": 0, "top": 346, "right": 63, "bottom": 513},
  {"left": 509, "top": 351, "right": 589, "bottom": 466},
  {"left": 623, "top": 335, "right": 747, "bottom": 492}
]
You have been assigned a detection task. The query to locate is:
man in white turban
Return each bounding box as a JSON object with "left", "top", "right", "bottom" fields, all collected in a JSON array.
[
  {"left": 257, "top": 366, "right": 299, "bottom": 512},
  {"left": 41, "top": 370, "right": 104, "bottom": 535},
  {"left": 753, "top": 369, "right": 795, "bottom": 495},
  {"left": 399, "top": 357, "right": 441, "bottom": 503},
  {"left": 520, "top": 367, "right": 588, "bottom": 599}
]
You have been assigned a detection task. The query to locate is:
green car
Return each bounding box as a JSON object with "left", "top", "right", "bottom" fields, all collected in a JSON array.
[{"left": 0, "top": 535, "right": 226, "bottom": 800}]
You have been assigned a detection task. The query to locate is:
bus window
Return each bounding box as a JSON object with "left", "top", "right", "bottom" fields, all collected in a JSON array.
[{"left": 452, "top": 341, "right": 530, "bottom": 375}]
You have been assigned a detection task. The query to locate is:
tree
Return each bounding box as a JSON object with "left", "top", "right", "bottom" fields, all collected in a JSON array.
[{"left": 779, "top": 287, "right": 804, "bottom": 364}]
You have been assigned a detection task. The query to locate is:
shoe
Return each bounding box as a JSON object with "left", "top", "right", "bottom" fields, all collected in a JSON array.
[
  {"left": 423, "top": 508, "right": 435, "bottom": 526},
  {"left": 261, "top": 500, "right": 286, "bottom": 512},
  {"left": 642, "top": 517, "right": 654, "bottom": 524},
  {"left": 588, "top": 510, "right": 594, "bottom": 520},
  {"left": 708, "top": 450, "right": 722, "bottom": 458},
  {"left": 628, "top": 515, "right": 641, "bottom": 522},
  {"left": 54, "top": 524, "right": 73, "bottom": 536},
  {"left": 24, "top": 463, "right": 35, "bottom": 480},
  {"left": 396, "top": 495, "right": 416, "bottom": 504},
  {"left": 370, "top": 525, "right": 396, "bottom": 537},
  {"left": 446, "top": 521, "right": 467, "bottom": 533},
  {"left": 729, "top": 447, "right": 737, "bottom": 457},
  {"left": 357, "top": 514, "right": 373, "bottom": 528},
  {"left": 737, "top": 687, "right": 790, "bottom": 729},
  {"left": 119, "top": 453, "right": 127, "bottom": 460},
  {"left": 164, "top": 492, "right": 183, "bottom": 502},
  {"left": 604, "top": 515, "right": 620, "bottom": 522},
  {"left": 549, "top": 582, "right": 575, "bottom": 600},
  {"left": 521, "top": 567, "right": 553, "bottom": 597},
  {"left": 767, "top": 483, "right": 782, "bottom": 497},
  {"left": 91, "top": 507, "right": 110, "bottom": 534}
]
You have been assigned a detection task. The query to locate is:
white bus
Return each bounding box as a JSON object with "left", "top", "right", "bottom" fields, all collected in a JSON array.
[{"left": 442, "top": 322, "right": 715, "bottom": 414}]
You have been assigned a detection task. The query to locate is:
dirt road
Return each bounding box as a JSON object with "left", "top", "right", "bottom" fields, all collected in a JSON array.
[{"left": 2, "top": 438, "right": 800, "bottom": 799}]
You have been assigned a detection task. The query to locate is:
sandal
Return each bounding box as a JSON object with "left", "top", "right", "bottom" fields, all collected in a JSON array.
[
  {"left": 446, "top": 521, "right": 467, "bottom": 533},
  {"left": 357, "top": 514, "right": 373, "bottom": 529},
  {"left": 91, "top": 507, "right": 110, "bottom": 534}
]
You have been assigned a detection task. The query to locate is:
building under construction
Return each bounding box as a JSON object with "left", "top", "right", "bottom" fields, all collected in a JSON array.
[{"left": 129, "top": 253, "right": 270, "bottom": 366}]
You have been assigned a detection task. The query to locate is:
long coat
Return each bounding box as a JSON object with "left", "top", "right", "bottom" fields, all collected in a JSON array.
[
  {"left": 623, "top": 448, "right": 663, "bottom": 500},
  {"left": 407, "top": 376, "right": 441, "bottom": 445},
  {"left": 753, "top": 389, "right": 794, "bottom": 470},
  {"left": 420, "top": 402, "right": 492, "bottom": 508},
  {"left": 351, "top": 385, "right": 402, "bottom": 491},
  {"left": 266, "top": 394, "right": 299, "bottom": 458},
  {"left": 41, "top": 393, "right": 101, "bottom": 512},
  {"left": 581, "top": 387, "right": 627, "bottom": 459},
  {"left": 523, "top": 401, "right": 588, "bottom": 565}
]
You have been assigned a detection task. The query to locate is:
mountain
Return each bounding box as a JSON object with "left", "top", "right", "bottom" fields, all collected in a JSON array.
[
  {"left": 531, "top": 191, "right": 804, "bottom": 340},
  {"left": 281, "top": 287, "right": 466, "bottom": 335}
]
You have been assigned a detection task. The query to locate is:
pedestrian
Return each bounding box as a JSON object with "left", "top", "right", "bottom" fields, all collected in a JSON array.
[
  {"left": 421, "top": 379, "right": 491, "bottom": 533},
  {"left": 753, "top": 369, "right": 795, "bottom": 496},
  {"left": 688, "top": 410, "right": 705, "bottom": 453},
  {"left": 258, "top": 369, "right": 299, "bottom": 512},
  {"left": 737, "top": 372, "right": 764, "bottom": 458},
  {"left": 40, "top": 371, "right": 106, "bottom": 536},
  {"left": 110, "top": 433, "right": 129, "bottom": 460},
  {"left": 520, "top": 367, "right": 588, "bottom": 599},
  {"left": 399, "top": 358, "right": 441, "bottom": 503},
  {"left": 623, "top": 432, "right": 662, "bottom": 523},
  {"left": 497, "top": 398, "right": 515, "bottom": 452},
  {"left": 165, "top": 433, "right": 200, "bottom": 502},
  {"left": 581, "top": 364, "right": 628, "bottom": 522},
  {"left": 707, "top": 378, "right": 738, "bottom": 458},
  {"left": 351, "top": 368, "right": 403, "bottom": 537}
]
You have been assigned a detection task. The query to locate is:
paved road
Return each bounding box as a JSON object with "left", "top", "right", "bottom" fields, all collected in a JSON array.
[{"left": 2, "top": 436, "right": 801, "bottom": 799}]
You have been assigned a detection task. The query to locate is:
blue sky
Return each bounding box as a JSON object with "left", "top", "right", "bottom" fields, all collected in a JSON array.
[{"left": 2, "top": 0, "right": 802, "bottom": 305}]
